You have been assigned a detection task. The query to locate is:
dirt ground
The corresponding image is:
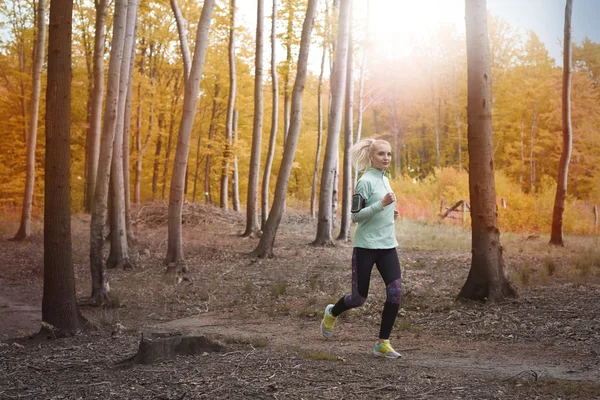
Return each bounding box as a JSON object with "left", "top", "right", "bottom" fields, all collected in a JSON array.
[{"left": 1, "top": 203, "right": 600, "bottom": 399}]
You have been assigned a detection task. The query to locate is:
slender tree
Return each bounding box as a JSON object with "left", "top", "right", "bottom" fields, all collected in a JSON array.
[
  {"left": 166, "top": 0, "right": 216, "bottom": 271},
  {"left": 458, "top": 0, "right": 517, "bottom": 302},
  {"left": 88, "top": 0, "right": 128, "bottom": 305},
  {"left": 314, "top": 0, "right": 350, "bottom": 245},
  {"left": 170, "top": 0, "right": 191, "bottom": 83},
  {"left": 262, "top": 0, "right": 278, "bottom": 228},
  {"left": 243, "top": 0, "right": 265, "bottom": 237},
  {"left": 13, "top": 0, "right": 46, "bottom": 241},
  {"left": 40, "top": 0, "right": 84, "bottom": 337},
  {"left": 337, "top": 1, "right": 353, "bottom": 241},
  {"left": 550, "top": 0, "right": 573, "bottom": 247},
  {"left": 231, "top": 109, "right": 241, "bottom": 212},
  {"left": 85, "top": 0, "right": 109, "bottom": 213},
  {"left": 253, "top": 0, "right": 319, "bottom": 257},
  {"left": 163, "top": 75, "right": 182, "bottom": 200},
  {"left": 204, "top": 83, "right": 221, "bottom": 204},
  {"left": 220, "top": 0, "right": 237, "bottom": 210}
]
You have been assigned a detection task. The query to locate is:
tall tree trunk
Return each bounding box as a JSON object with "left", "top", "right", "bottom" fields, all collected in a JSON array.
[
  {"left": 40, "top": 0, "right": 84, "bottom": 337},
  {"left": 243, "top": 0, "right": 265, "bottom": 237},
  {"left": 204, "top": 83, "right": 220, "bottom": 204},
  {"left": 232, "top": 110, "right": 240, "bottom": 212},
  {"left": 89, "top": 0, "right": 128, "bottom": 305},
  {"left": 354, "top": 0, "right": 368, "bottom": 186},
  {"left": 163, "top": 76, "right": 181, "bottom": 200},
  {"left": 152, "top": 114, "right": 164, "bottom": 200},
  {"left": 192, "top": 133, "right": 202, "bottom": 202},
  {"left": 135, "top": 50, "right": 156, "bottom": 205},
  {"left": 85, "top": 0, "right": 109, "bottom": 213},
  {"left": 107, "top": 0, "right": 138, "bottom": 271},
  {"left": 13, "top": 0, "right": 46, "bottom": 241},
  {"left": 283, "top": 1, "right": 293, "bottom": 145},
  {"left": 314, "top": 0, "right": 350, "bottom": 245},
  {"left": 311, "top": 5, "right": 328, "bottom": 220},
  {"left": 262, "top": 0, "right": 278, "bottom": 228},
  {"left": 221, "top": 0, "right": 237, "bottom": 210},
  {"left": 170, "top": 0, "right": 191, "bottom": 83},
  {"left": 550, "top": 0, "right": 573, "bottom": 247},
  {"left": 458, "top": 0, "right": 517, "bottom": 302},
  {"left": 529, "top": 104, "right": 537, "bottom": 193},
  {"left": 123, "top": 22, "right": 137, "bottom": 246},
  {"left": 166, "top": 0, "right": 216, "bottom": 272},
  {"left": 253, "top": 0, "right": 319, "bottom": 257},
  {"left": 337, "top": 4, "right": 353, "bottom": 242}
]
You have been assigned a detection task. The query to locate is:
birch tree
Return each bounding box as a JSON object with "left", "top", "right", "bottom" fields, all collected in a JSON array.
[
  {"left": 262, "top": 0, "right": 278, "bottom": 228},
  {"left": 243, "top": 0, "right": 265, "bottom": 238},
  {"left": 549, "top": 0, "right": 573, "bottom": 247},
  {"left": 166, "top": 0, "right": 216, "bottom": 272},
  {"left": 314, "top": 0, "right": 350, "bottom": 245},
  {"left": 458, "top": 0, "right": 517, "bottom": 302},
  {"left": 253, "top": 0, "right": 319, "bottom": 257},
  {"left": 13, "top": 0, "right": 45, "bottom": 241},
  {"left": 220, "top": 0, "right": 237, "bottom": 210}
]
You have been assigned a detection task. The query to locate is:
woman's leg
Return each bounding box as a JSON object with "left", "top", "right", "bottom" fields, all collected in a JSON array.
[
  {"left": 331, "top": 248, "right": 376, "bottom": 317},
  {"left": 374, "top": 248, "right": 402, "bottom": 340}
]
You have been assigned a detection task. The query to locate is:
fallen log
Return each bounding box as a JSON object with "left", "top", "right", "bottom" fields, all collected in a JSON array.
[{"left": 123, "top": 334, "right": 227, "bottom": 365}]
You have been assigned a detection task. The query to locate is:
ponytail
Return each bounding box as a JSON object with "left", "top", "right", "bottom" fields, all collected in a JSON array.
[{"left": 350, "top": 138, "right": 391, "bottom": 171}]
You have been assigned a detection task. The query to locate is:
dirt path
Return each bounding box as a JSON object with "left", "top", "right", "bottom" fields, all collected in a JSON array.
[{"left": 151, "top": 312, "right": 600, "bottom": 383}]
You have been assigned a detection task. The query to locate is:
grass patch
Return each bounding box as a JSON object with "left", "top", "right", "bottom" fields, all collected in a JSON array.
[
  {"left": 543, "top": 255, "right": 557, "bottom": 276},
  {"left": 270, "top": 281, "right": 288, "bottom": 298},
  {"left": 397, "top": 221, "right": 471, "bottom": 251}
]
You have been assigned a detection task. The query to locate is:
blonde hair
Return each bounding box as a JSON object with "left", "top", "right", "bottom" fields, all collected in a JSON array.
[{"left": 349, "top": 138, "right": 391, "bottom": 171}]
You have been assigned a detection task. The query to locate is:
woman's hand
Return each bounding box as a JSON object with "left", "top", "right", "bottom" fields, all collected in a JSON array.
[
  {"left": 394, "top": 210, "right": 399, "bottom": 220},
  {"left": 381, "top": 192, "right": 396, "bottom": 206}
]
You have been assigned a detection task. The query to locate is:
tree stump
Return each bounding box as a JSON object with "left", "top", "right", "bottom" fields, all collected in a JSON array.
[{"left": 126, "top": 334, "right": 227, "bottom": 364}]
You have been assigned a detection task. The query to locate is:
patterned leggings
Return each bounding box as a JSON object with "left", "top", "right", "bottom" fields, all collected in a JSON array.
[{"left": 331, "top": 247, "right": 402, "bottom": 340}]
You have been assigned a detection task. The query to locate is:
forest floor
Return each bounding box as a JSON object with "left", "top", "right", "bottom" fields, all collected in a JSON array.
[{"left": 1, "top": 202, "right": 600, "bottom": 399}]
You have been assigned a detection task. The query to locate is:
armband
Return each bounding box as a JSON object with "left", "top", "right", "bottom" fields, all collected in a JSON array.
[{"left": 351, "top": 194, "right": 366, "bottom": 213}]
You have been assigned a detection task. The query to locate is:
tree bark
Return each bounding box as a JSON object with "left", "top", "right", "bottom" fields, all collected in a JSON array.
[
  {"left": 204, "top": 83, "right": 220, "bottom": 204},
  {"left": 458, "top": 0, "right": 517, "bottom": 302},
  {"left": 166, "top": 0, "right": 216, "bottom": 271},
  {"left": 221, "top": 0, "right": 237, "bottom": 210},
  {"left": 283, "top": 1, "right": 294, "bottom": 145},
  {"left": 85, "top": 0, "right": 109, "bottom": 213},
  {"left": 41, "top": 0, "right": 84, "bottom": 336},
  {"left": 89, "top": 0, "right": 128, "bottom": 305},
  {"left": 13, "top": 0, "right": 46, "bottom": 241},
  {"left": 314, "top": 0, "right": 350, "bottom": 245},
  {"left": 232, "top": 110, "right": 241, "bottom": 212},
  {"left": 152, "top": 114, "right": 164, "bottom": 200},
  {"left": 337, "top": 4, "right": 353, "bottom": 242},
  {"left": 243, "top": 0, "right": 265, "bottom": 238},
  {"left": 261, "top": 0, "right": 278, "bottom": 228},
  {"left": 170, "top": 0, "right": 191, "bottom": 83},
  {"left": 549, "top": 0, "right": 573, "bottom": 247},
  {"left": 253, "top": 0, "right": 319, "bottom": 257},
  {"left": 163, "top": 76, "right": 181, "bottom": 200}
]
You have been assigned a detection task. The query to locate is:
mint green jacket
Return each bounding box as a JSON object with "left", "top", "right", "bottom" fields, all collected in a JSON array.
[{"left": 352, "top": 167, "right": 398, "bottom": 249}]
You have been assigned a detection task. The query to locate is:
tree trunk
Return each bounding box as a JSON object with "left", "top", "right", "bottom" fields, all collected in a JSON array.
[
  {"left": 89, "top": 0, "right": 128, "bottom": 305},
  {"left": 152, "top": 114, "right": 164, "bottom": 200},
  {"left": 166, "top": 0, "right": 216, "bottom": 272},
  {"left": 170, "top": 0, "right": 191, "bottom": 83},
  {"left": 243, "top": 0, "right": 265, "bottom": 238},
  {"left": 253, "top": 0, "right": 319, "bottom": 257},
  {"left": 106, "top": 0, "right": 138, "bottom": 271},
  {"left": 458, "top": 0, "right": 517, "bottom": 303},
  {"left": 13, "top": 0, "right": 46, "bottom": 241},
  {"left": 163, "top": 77, "right": 181, "bottom": 200},
  {"left": 314, "top": 0, "right": 350, "bottom": 245},
  {"left": 204, "top": 83, "right": 220, "bottom": 204},
  {"left": 451, "top": 66, "right": 463, "bottom": 172},
  {"left": 85, "top": 0, "right": 109, "bottom": 213},
  {"left": 123, "top": 23, "right": 137, "bottom": 246},
  {"left": 41, "top": 0, "right": 83, "bottom": 336},
  {"left": 337, "top": 5, "right": 353, "bottom": 242},
  {"left": 311, "top": 8, "right": 328, "bottom": 220},
  {"left": 232, "top": 110, "right": 240, "bottom": 212},
  {"left": 136, "top": 53, "right": 156, "bottom": 205},
  {"left": 354, "top": 0, "right": 368, "bottom": 185},
  {"left": 262, "top": 0, "right": 278, "bottom": 228},
  {"left": 221, "top": 0, "right": 237, "bottom": 211},
  {"left": 549, "top": 0, "right": 573, "bottom": 247},
  {"left": 283, "top": 2, "right": 293, "bottom": 145}
]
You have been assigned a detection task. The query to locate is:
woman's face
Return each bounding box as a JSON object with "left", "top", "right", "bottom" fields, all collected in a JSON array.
[{"left": 370, "top": 142, "right": 392, "bottom": 171}]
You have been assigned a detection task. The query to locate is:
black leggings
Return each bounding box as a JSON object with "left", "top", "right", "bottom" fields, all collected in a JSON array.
[{"left": 331, "top": 247, "right": 402, "bottom": 340}]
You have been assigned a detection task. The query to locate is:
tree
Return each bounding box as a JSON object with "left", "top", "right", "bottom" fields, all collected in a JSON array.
[
  {"left": 220, "top": 0, "right": 237, "bottom": 210},
  {"left": 84, "top": 0, "right": 109, "bottom": 213},
  {"left": 166, "top": 0, "right": 216, "bottom": 272},
  {"left": 337, "top": 1, "right": 353, "bottom": 241},
  {"left": 253, "top": 0, "right": 319, "bottom": 257},
  {"left": 314, "top": 0, "right": 350, "bottom": 245},
  {"left": 170, "top": 0, "right": 191, "bottom": 83},
  {"left": 243, "top": 0, "right": 265, "bottom": 238},
  {"left": 261, "top": 0, "right": 278, "bottom": 228},
  {"left": 458, "top": 0, "right": 517, "bottom": 302},
  {"left": 13, "top": 0, "right": 45, "bottom": 241},
  {"left": 231, "top": 109, "right": 241, "bottom": 212},
  {"left": 88, "top": 0, "right": 128, "bottom": 305},
  {"left": 549, "top": 0, "right": 573, "bottom": 247},
  {"left": 40, "top": 0, "right": 84, "bottom": 337}
]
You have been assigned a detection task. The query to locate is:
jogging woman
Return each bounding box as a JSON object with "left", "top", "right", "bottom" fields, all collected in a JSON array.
[{"left": 320, "top": 138, "right": 402, "bottom": 359}]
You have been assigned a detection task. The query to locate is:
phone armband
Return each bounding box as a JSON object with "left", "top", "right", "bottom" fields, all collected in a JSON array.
[{"left": 351, "top": 194, "right": 366, "bottom": 213}]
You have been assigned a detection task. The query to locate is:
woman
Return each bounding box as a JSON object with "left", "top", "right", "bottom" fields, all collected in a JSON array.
[{"left": 320, "top": 138, "right": 402, "bottom": 359}]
